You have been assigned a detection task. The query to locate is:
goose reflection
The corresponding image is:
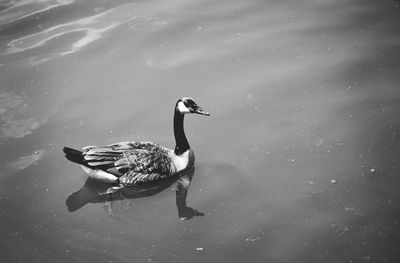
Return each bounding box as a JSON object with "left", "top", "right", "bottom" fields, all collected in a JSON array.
[{"left": 66, "top": 167, "right": 204, "bottom": 220}]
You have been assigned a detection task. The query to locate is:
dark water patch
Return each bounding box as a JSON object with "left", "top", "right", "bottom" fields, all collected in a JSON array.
[{"left": 0, "top": 1, "right": 13, "bottom": 12}]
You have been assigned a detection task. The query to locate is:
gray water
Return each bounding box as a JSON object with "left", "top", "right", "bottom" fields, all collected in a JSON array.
[{"left": 1, "top": 0, "right": 400, "bottom": 262}]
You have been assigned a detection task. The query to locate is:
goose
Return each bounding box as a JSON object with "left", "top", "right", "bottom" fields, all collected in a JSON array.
[{"left": 63, "top": 97, "right": 210, "bottom": 191}]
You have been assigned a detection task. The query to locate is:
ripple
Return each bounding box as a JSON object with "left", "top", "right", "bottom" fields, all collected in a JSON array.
[
  {"left": 2, "top": 3, "right": 138, "bottom": 64},
  {"left": 6, "top": 149, "right": 45, "bottom": 171},
  {"left": 0, "top": 0, "right": 74, "bottom": 26}
]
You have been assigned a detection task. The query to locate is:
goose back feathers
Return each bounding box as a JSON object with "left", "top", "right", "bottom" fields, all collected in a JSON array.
[{"left": 64, "top": 142, "right": 177, "bottom": 185}]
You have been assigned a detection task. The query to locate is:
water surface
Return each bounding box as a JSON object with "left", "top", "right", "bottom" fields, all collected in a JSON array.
[{"left": 1, "top": 0, "right": 400, "bottom": 262}]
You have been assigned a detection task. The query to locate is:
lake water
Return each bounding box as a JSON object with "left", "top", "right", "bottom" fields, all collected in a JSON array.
[{"left": 1, "top": 0, "right": 400, "bottom": 262}]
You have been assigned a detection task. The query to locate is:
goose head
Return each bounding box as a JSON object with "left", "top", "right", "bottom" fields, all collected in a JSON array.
[{"left": 176, "top": 97, "right": 210, "bottom": 116}]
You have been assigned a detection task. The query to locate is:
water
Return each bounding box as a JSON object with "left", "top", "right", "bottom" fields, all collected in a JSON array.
[{"left": 1, "top": 0, "right": 400, "bottom": 262}]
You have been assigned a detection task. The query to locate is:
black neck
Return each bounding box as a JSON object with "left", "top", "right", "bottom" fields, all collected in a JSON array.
[{"left": 174, "top": 108, "right": 190, "bottom": 155}]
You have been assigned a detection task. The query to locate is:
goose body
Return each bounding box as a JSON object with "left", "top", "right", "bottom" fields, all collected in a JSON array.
[{"left": 63, "top": 98, "right": 209, "bottom": 187}]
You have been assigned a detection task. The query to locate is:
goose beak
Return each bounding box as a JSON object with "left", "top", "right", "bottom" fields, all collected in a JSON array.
[{"left": 194, "top": 106, "right": 210, "bottom": 116}]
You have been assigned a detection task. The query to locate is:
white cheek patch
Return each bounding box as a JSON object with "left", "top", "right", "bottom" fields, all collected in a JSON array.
[{"left": 177, "top": 101, "right": 190, "bottom": 114}]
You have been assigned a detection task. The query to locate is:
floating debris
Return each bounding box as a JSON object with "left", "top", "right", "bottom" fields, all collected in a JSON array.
[
  {"left": 328, "top": 218, "right": 349, "bottom": 235},
  {"left": 245, "top": 236, "right": 261, "bottom": 242}
]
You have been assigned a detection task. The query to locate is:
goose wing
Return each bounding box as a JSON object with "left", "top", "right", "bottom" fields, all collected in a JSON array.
[{"left": 82, "top": 141, "right": 176, "bottom": 184}]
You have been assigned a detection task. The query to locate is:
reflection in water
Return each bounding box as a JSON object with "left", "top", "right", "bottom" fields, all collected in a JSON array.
[{"left": 66, "top": 167, "right": 204, "bottom": 220}]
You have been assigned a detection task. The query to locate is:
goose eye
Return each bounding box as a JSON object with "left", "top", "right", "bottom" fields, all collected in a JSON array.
[{"left": 187, "top": 100, "right": 196, "bottom": 108}]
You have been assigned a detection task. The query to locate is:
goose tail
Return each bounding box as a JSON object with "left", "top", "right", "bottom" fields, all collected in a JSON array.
[
  {"left": 63, "top": 147, "right": 119, "bottom": 183},
  {"left": 63, "top": 147, "right": 86, "bottom": 165}
]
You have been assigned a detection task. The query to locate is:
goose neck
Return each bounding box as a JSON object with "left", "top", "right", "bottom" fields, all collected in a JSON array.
[{"left": 174, "top": 109, "right": 190, "bottom": 155}]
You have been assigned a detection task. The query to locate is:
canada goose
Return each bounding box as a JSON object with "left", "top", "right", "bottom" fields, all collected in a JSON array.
[{"left": 63, "top": 97, "right": 209, "bottom": 192}]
